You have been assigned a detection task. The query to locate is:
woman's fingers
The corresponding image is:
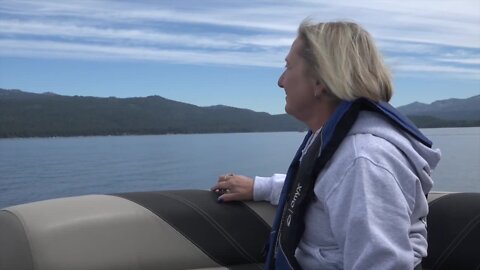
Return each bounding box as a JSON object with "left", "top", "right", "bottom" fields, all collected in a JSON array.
[
  {"left": 211, "top": 173, "right": 235, "bottom": 191},
  {"left": 210, "top": 179, "right": 229, "bottom": 192},
  {"left": 213, "top": 174, "right": 254, "bottom": 202},
  {"left": 218, "top": 193, "right": 242, "bottom": 202},
  {"left": 220, "top": 173, "right": 234, "bottom": 180},
  {"left": 214, "top": 180, "right": 229, "bottom": 189}
]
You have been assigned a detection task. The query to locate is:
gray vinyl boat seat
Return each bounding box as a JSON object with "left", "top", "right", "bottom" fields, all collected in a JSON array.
[
  {"left": 1, "top": 190, "right": 479, "bottom": 270},
  {"left": 0, "top": 190, "right": 273, "bottom": 270}
]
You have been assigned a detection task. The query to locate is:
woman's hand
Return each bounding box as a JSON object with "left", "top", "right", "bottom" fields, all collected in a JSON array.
[{"left": 211, "top": 174, "right": 254, "bottom": 202}]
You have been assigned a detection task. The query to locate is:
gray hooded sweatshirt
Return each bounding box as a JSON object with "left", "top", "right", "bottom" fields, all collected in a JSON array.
[{"left": 254, "top": 111, "right": 441, "bottom": 270}]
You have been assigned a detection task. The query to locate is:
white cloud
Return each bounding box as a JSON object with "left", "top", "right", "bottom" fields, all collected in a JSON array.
[
  {"left": 0, "top": 19, "right": 295, "bottom": 49},
  {"left": 393, "top": 64, "right": 480, "bottom": 80},
  {"left": 436, "top": 57, "right": 480, "bottom": 65},
  {"left": 0, "top": 20, "right": 248, "bottom": 49},
  {"left": 0, "top": 0, "right": 478, "bottom": 79},
  {"left": 0, "top": 39, "right": 284, "bottom": 67},
  {"left": 388, "top": 57, "right": 480, "bottom": 80}
]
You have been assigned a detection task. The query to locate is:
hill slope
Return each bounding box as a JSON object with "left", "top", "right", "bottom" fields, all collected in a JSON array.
[
  {"left": 397, "top": 95, "right": 480, "bottom": 128},
  {"left": 1, "top": 89, "right": 478, "bottom": 138},
  {"left": 397, "top": 95, "right": 480, "bottom": 121},
  {"left": 0, "top": 89, "right": 305, "bottom": 138}
]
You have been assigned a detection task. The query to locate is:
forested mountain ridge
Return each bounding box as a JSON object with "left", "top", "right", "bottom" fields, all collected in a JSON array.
[
  {"left": 0, "top": 89, "right": 305, "bottom": 137},
  {"left": 397, "top": 95, "right": 480, "bottom": 121},
  {"left": 0, "top": 89, "right": 478, "bottom": 138}
]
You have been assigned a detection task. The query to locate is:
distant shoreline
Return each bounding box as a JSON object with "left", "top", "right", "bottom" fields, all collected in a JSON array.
[{"left": 2, "top": 126, "right": 480, "bottom": 139}]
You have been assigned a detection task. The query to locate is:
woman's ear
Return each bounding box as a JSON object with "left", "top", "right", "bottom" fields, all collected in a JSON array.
[{"left": 314, "top": 81, "right": 326, "bottom": 98}]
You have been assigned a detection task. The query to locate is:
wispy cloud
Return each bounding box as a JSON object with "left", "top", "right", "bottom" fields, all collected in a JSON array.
[
  {"left": 0, "top": 0, "right": 478, "bottom": 79},
  {"left": 0, "top": 20, "right": 289, "bottom": 49},
  {"left": 0, "top": 39, "right": 284, "bottom": 67}
]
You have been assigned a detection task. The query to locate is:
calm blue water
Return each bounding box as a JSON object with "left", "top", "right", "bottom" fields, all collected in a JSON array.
[{"left": 1, "top": 128, "right": 479, "bottom": 208}]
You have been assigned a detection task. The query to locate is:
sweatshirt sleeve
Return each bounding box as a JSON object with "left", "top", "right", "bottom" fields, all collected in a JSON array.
[
  {"left": 253, "top": 173, "right": 286, "bottom": 205},
  {"left": 326, "top": 157, "right": 414, "bottom": 270}
]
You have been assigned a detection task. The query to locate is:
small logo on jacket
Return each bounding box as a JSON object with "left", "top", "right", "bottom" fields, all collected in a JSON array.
[{"left": 286, "top": 183, "right": 302, "bottom": 227}]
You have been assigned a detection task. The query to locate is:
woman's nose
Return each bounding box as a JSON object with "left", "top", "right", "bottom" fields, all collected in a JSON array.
[{"left": 277, "top": 72, "right": 284, "bottom": 88}]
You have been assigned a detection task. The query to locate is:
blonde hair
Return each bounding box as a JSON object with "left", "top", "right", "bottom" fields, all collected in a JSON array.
[{"left": 298, "top": 20, "right": 393, "bottom": 102}]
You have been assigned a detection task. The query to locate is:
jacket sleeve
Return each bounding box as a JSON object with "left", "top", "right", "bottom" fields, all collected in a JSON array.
[
  {"left": 326, "top": 157, "right": 414, "bottom": 270},
  {"left": 253, "top": 173, "right": 286, "bottom": 205}
]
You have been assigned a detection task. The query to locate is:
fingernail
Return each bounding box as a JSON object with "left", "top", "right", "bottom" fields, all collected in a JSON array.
[{"left": 217, "top": 198, "right": 224, "bottom": 203}]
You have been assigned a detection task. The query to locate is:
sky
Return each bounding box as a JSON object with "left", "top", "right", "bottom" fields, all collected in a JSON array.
[{"left": 0, "top": 0, "right": 479, "bottom": 114}]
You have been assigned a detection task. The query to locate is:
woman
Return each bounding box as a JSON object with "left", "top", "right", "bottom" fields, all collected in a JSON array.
[{"left": 212, "top": 20, "right": 441, "bottom": 270}]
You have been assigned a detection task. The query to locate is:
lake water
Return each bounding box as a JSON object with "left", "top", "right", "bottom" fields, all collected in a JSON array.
[{"left": 1, "top": 127, "right": 479, "bottom": 209}]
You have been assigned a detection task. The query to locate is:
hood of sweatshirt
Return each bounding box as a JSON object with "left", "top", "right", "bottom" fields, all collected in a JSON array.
[{"left": 348, "top": 111, "right": 442, "bottom": 193}]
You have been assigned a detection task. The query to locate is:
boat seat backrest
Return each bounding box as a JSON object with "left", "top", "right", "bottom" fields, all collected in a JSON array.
[
  {"left": 1, "top": 191, "right": 479, "bottom": 269},
  {"left": 0, "top": 190, "right": 275, "bottom": 270},
  {"left": 423, "top": 193, "right": 480, "bottom": 270}
]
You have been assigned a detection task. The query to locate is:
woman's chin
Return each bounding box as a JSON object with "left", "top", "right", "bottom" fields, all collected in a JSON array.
[{"left": 284, "top": 105, "right": 296, "bottom": 118}]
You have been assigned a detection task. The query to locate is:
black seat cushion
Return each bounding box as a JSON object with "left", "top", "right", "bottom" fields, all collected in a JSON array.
[{"left": 423, "top": 193, "right": 480, "bottom": 270}]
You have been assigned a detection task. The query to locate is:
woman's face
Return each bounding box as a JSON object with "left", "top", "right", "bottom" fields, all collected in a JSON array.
[{"left": 278, "top": 37, "right": 317, "bottom": 121}]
